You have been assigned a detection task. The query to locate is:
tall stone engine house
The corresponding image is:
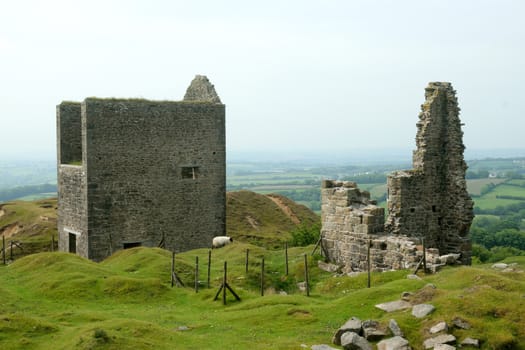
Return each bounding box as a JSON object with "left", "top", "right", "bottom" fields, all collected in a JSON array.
[{"left": 57, "top": 76, "right": 225, "bottom": 261}]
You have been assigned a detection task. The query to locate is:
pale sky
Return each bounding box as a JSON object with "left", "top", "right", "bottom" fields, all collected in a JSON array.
[{"left": 1, "top": 0, "right": 524, "bottom": 160}]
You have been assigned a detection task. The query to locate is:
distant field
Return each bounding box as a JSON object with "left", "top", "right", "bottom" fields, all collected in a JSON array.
[{"left": 467, "top": 178, "right": 507, "bottom": 196}]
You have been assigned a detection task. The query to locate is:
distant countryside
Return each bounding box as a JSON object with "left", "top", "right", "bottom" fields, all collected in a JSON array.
[{"left": 1, "top": 156, "right": 525, "bottom": 262}]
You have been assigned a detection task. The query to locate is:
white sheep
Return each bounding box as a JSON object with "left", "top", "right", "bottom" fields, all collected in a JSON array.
[{"left": 212, "top": 236, "right": 233, "bottom": 249}]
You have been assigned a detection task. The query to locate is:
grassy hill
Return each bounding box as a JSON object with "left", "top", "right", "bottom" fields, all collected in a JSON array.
[
  {"left": 0, "top": 199, "right": 58, "bottom": 257},
  {"left": 2, "top": 192, "right": 525, "bottom": 349},
  {"left": 0, "top": 247, "right": 524, "bottom": 349},
  {"left": 226, "top": 191, "right": 320, "bottom": 248}
]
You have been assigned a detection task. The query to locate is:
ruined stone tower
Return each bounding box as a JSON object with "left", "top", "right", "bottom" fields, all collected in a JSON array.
[
  {"left": 385, "top": 82, "right": 474, "bottom": 263},
  {"left": 321, "top": 82, "right": 474, "bottom": 271},
  {"left": 57, "top": 75, "right": 225, "bottom": 261}
]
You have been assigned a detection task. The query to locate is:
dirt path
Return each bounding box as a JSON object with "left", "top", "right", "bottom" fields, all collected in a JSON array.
[{"left": 267, "top": 195, "right": 300, "bottom": 224}]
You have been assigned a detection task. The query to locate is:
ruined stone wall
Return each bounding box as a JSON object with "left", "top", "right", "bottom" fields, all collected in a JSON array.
[
  {"left": 385, "top": 82, "right": 474, "bottom": 263},
  {"left": 321, "top": 180, "right": 384, "bottom": 271},
  {"left": 321, "top": 82, "right": 474, "bottom": 271},
  {"left": 58, "top": 76, "right": 226, "bottom": 261}
]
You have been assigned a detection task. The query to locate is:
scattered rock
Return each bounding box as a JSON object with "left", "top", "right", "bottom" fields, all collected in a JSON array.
[
  {"left": 318, "top": 261, "right": 340, "bottom": 273},
  {"left": 377, "top": 336, "right": 410, "bottom": 350},
  {"left": 424, "top": 283, "right": 436, "bottom": 289},
  {"left": 375, "top": 300, "right": 412, "bottom": 312},
  {"left": 297, "top": 282, "right": 307, "bottom": 292},
  {"left": 492, "top": 263, "right": 508, "bottom": 269},
  {"left": 388, "top": 319, "right": 404, "bottom": 337},
  {"left": 176, "top": 326, "right": 189, "bottom": 331},
  {"left": 429, "top": 321, "right": 448, "bottom": 334},
  {"left": 340, "top": 332, "right": 372, "bottom": 350},
  {"left": 452, "top": 317, "right": 471, "bottom": 330},
  {"left": 461, "top": 337, "right": 480, "bottom": 348},
  {"left": 439, "top": 253, "right": 461, "bottom": 264},
  {"left": 333, "top": 317, "right": 362, "bottom": 345},
  {"left": 423, "top": 334, "right": 456, "bottom": 349},
  {"left": 406, "top": 274, "right": 422, "bottom": 280},
  {"left": 412, "top": 304, "right": 435, "bottom": 318},
  {"left": 362, "top": 320, "right": 387, "bottom": 341},
  {"left": 400, "top": 292, "right": 412, "bottom": 301},
  {"left": 311, "top": 345, "right": 338, "bottom": 350}
]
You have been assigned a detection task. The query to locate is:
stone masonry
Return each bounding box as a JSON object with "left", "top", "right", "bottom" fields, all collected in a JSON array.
[
  {"left": 321, "top": 82, "right": 474, "bottom": 271},
  {"left": 57, "top": 75, "right": 225, "bottom": 261}
]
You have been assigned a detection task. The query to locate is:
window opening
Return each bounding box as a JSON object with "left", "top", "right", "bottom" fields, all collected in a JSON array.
[{"left": 181, "top": 166, "right": 200, "bottom": 179}]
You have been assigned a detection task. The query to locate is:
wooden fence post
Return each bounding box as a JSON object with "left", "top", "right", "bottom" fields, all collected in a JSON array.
[
  {"left": 367, "top": 240, "right": 371, "bottom": 288},
  {"left": 222, "top": 261, "right": 227, "bottom": 305},
  {"left": 422, "top": 237, "right": 427, "bottom": 274},
  {"left": 304, "top": 254, "right": 310, "bottom": 297},
  {"left": 207, "top": 250, "right": 211, "bottom": 288},
  {"left": 260, "top": 257, "right": 265, "bottom": 296},
  {"left": 171, "top": 251, "right": 175, "bottom": 287},
  {"left": 195, "top": 256, "right": 199, "bottom": 293},
  {"left": 245, "top": 249, "right": 249, "bottom": 274},
  {"left": 285, "top": 242, "right": 289, "bottom": 276}
]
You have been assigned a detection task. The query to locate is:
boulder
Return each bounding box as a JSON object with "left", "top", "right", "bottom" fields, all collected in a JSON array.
[
  {"left": 429, "top": 321, "right": 448, "bottom": 334},
  {"left": 340, "top": 332, "right": 372, "bottom": 350},
  {"left": 492, "top": 263, "right": 508, "bottom": 269},
  {"left": 318, "top": 261, "right": 341, "bottom": 273},
  {"left": 461, "top": 337, "right": 480, "bottom": 348},
  {"left": 423, "top": 334, "right": 456, "bottom": 349},
  {"left": 412, "top": 304, "right": 435, "bottom": 318},
  {"left": 362, "top": 320, "right": 387, "bottom": 341},
  {"left": 376, "top": 300, "right": 412, "bottom": 312},
  {"left": 377, "top": 336, "right": 411, "bottom": 350},
  {"left": 332, "top": 317, "right": 362, "bottom": 345},
  {"left": 388, "top": 319, "right": 404, "bottom": 337},
  {"left": 452, "top": 317, "right": 471, "bottom": 330}
]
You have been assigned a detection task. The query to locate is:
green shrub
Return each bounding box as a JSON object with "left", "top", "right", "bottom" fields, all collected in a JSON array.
[{"left": 291, "top": 222, "right": 321, "bottom": 246}]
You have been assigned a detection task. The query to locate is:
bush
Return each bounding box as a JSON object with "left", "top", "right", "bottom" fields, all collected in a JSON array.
[{"left": 291, "top": 222, "right": 321, "bottom": 247}]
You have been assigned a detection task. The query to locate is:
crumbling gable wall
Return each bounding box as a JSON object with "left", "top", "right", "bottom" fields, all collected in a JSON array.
[{"left": 385, "top": 82, "right": 474, "bottom": 263}]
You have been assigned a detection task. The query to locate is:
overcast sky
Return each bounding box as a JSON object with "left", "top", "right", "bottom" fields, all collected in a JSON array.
[{"left": 1, "top": 0, "right": 524, "bottom": 161}]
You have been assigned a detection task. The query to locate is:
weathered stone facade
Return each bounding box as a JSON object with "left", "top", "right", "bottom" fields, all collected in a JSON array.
[
  {"left": 321, "top": 82, "right": 474, "bottom": 271},
  {"left": 57, "top": 75, "right": 225, "bottom": 261}
]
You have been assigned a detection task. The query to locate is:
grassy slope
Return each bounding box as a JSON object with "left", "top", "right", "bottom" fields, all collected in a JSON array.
[
  {"left": 1, "top": 248, "right": 524, "bottom": 349},
  {"left": 0, "top": 199, "right": 57, "bottom": 255},
  {"left": 226, "top": 191, "right": 319, "bottom": 249}
]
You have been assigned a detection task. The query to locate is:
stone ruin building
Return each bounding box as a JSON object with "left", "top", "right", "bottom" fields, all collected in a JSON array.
[
  {"left": 321, "top": 82, "right": 474, "bottom": 272},
  {"left": 57, "top": 75, "right": 225, "bottom": 261}
]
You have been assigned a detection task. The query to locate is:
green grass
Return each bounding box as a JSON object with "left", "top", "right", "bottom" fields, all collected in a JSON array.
[{"left": 1, "top": 247, "right": 524, "bottom": 349}]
